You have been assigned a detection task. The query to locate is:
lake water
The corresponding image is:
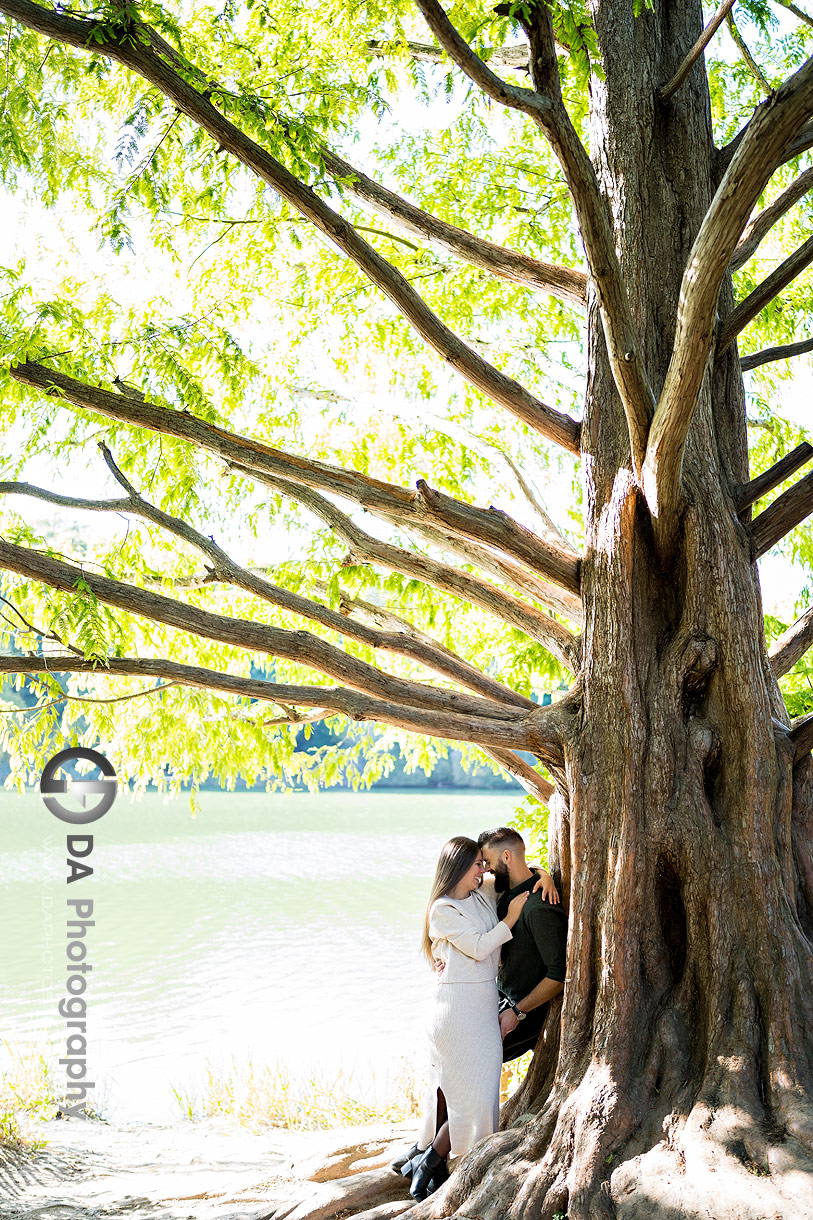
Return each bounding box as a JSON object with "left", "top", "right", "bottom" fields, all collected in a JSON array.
[{"left": 0, "top": 789, "right": 522, "bottom": 1122}]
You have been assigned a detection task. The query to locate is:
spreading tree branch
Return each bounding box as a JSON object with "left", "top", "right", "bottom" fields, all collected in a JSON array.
[
  {"left": 413, "top": 0, "right": 656, "bottom": 474},
  {"left": 0, "top": 0, "right": 579, "bottom": 452},
  {"left": 740, "top": 336, "right": 813, "bottom": 371},
  {"left": 642, "top": 50, "right": 813, "bottom": 550},
  {"left": 319, "top": 145, "right": 588, "bottom": 307},
  {"left": 731, "top": 166, "right": 813, "bottom": 271},
  {"left": 9, "top": 361, "right": 580, "bottom": 593},
  {"left": 376, "top": 397, "right": 575, "bottom": 549},
  {"left": 480, "top": 746, "right": 555, "bottom": 801},
  {"left": 734, "top": 441, "right": 813, "bottom": 511},
  {"left": 0, "top": 654, "right": 537, "bottom": 749},
  {"left": 789, "top": 709, "right": 813, "bottom": 761},
  {"left": 657, "top": 0, "right": 737, "bottom": 102},
  {"left": 0, "top": 538, "right": 528, "bottom": 723},
  {"left": 750, "top": 469, "right": 813, "bottom": 557},
  {"left": 779, "top": 118, "right": 813, "bottom": 164},
  {"left": 0, "top": 465, "right": 534, "bottom": 709},
  {"left": 330, "top": 591, "right": 555, "bottom": 724},
  {"left": 230, "top": 464, "right": 580, "bottom": 670},
  {"left": 770, "top": 605, "right": 813, "bottom": 676},
  {"left": 293, "top": 382, "right": 578, "bottom": 562},
  {"left": 399, "top": 521, "right": 583, "bottom": 622},
  {"left": 718, "top": 234, "right": 813, "bottom": 352}
]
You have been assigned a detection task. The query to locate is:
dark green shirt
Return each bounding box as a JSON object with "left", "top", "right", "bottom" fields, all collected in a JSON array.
[{"left": 496, "top": 873, "right": 568, "bottom": 1006}]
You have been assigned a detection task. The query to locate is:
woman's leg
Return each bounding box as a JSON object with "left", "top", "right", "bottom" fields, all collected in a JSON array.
[{"left": 431, "top": 1089, "right": 451, "bottom": 1158}]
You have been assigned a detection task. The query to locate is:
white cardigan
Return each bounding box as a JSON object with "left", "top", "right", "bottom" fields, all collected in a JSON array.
[{"left": 428, "top": 877, "right": 512, "bottom": 984}]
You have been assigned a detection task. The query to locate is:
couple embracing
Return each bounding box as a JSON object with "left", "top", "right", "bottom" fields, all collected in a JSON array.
[{"left": 397, "top": 827, "right": 568, "bottom": 1202}]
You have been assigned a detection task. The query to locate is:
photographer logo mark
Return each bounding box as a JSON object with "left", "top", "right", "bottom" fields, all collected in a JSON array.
[{"left": 40, "top": 748, "right": 117, "bottom": 825}]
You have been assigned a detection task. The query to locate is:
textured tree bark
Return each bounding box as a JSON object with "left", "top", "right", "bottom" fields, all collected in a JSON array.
[{"left": 405, "top": 2, "right": 813, "bottom": 1216}]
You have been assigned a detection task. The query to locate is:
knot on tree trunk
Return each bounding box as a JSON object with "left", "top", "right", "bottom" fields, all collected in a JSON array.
[{"left": 682, "top": 633, "right": 718, "bottom": 692}]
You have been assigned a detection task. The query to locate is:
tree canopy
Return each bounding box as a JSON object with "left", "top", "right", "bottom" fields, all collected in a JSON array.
[{"left": 0, "top": 0, "right": 809, "bottom": 801}]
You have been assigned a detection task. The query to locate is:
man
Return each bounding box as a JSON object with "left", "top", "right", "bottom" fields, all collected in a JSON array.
[{"left": 478, "top": 826, "right": 567, "bottom": 1061}]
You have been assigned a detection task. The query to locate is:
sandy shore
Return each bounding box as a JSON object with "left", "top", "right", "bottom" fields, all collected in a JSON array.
[{"left": 0, "top": 1115, "right": 418, "bottom": 1220}]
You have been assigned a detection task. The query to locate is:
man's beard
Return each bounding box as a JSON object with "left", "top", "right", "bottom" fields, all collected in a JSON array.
[{"left": 492, "top": 862, "right": 511, "bottom": 892}]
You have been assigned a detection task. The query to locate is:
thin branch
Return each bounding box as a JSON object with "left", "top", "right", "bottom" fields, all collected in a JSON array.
[
  {"left": 750, "top": 468, "right": 813, "bottom": 557},
  {"left": 9, "top": 361, "right": 579, "bottom": 592},
  {"left": 658, "top": 0, "right": 737, "bottom": 102},
  {"left": 1, "top": 677, "right": 178, "bottom": 714},
  {"left": 726, "top": 11, "right": 772, "bottom": 97},
  {"left": 0, "top": 538, "right": 527, "bottom": 722},
  {"left": 0, "top": 465, "right": 536, "bottom": 709},
  {"left": 732, "top": 166, "right": 813, "bottom": 270},
  {"left": 0, "top": 592, "right": 83, "bottom": 656},
  {"left": 740, "top": 335, "right": 813, "bottom": 371},
  {"left": 0, "top": 0, "right": 579, "bottom": 453},
  {"left": 255, "top": 705, "right": 335, "bottom": 727},
  {"left": 369, "top": 37, "right": 493, "bottom": 65},
  {"left": 353, "top": 224, "right": 422, "bottom": 252},
  {"left": 415, "top": 0, "right": 655, "bottom": 474},
  {"left": 480, "top": 746, "right": 554, "bottom": 802},
  {"left": 774, "top": 0, "right": 813, "bottom": 29},
  {"left": 320, "top": 145, "right": 588, "bottom": 307},
  {"left": 770, "top": 605, "right": 813, "bottom": 677},
  {"left": 0, "top": 654, "right": 537, "bottom": 750},
  {"left": 642, "top": 50, "right": 813, "bottom": 552},
  {"left": 231, "top": 464, "right": 580, "bottom": 670},
  {"left": 718, "top": 234, "right": 813, "bottom": 352},
  {"left": 734, "top": 441, "right": 813, "bottom": 510},
  {"left": 364, "top": 38, "right": 575, "bottom": 66}
]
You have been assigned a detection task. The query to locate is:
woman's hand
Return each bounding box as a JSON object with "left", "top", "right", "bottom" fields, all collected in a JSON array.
[
  {"left": 532, "top": 869, "right": 560, "bottom": 905},
  {"left": 504, "top": 890, "right": 530, "bottom": 928}
]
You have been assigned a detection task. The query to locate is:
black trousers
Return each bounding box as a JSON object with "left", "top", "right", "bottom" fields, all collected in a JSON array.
[{"left": 500, "top": 1001, "right": 547, "bottom": 1062}]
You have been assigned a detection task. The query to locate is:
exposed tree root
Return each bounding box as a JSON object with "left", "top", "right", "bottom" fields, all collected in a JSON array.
[
  {"left": 260, "top": 1163, "right": 411, "bottom": 1220},
  {"left": 342, "top": 1200, "right": 415, "bottom": 1220}
]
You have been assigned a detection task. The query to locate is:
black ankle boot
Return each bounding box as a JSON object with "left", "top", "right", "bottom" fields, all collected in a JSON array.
[
  {"left": 409, "top": 1144, "right": 446, "bottom": 1201},
  {"left": 428, "top": 1156, "right": 449, "bottom": 1191},
  {"left": 393, "top": 1143, "right": 420, "bottom": 1175}
]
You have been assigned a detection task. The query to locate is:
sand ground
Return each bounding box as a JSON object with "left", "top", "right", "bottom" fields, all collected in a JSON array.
[{"left": 0, "top": 1115, "right": 417, "bottom": 1220}]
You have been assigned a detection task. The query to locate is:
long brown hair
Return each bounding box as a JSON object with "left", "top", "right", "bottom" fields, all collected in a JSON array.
[{"left": 421, "top": 836, "right": 480, "bottom": 962}]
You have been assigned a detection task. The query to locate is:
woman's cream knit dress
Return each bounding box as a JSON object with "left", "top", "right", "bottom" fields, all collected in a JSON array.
[{"left": 417, "top": 876, "right": 512, "bottom": 1157}]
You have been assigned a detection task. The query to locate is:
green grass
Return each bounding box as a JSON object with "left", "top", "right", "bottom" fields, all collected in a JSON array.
[
  {"left": 175, "top": 1050, "right": 534, "bottom": 1132},
  {"left": 173, "top": 1056, "right": 426, "bottom": 1131},
  {"left": 0, "top": 1041, "right": 103, "bottom": 1148},
  {"left": 0, "top": 1043, "right": 59, "bottom": 1150}
]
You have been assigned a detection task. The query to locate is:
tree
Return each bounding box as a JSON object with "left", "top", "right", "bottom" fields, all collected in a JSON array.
[{"left": 1, "top": 0, "right": 813, "bottom": 1214}]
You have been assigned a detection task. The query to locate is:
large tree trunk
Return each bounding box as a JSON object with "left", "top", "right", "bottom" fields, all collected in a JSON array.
[{"left": 412, "top": 2, "right": 813, "bottom": 1216}]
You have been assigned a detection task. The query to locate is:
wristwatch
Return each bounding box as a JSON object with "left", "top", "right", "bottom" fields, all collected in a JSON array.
[{"left": 510, "top": 1003, "right": 527, "bottom": 1021}]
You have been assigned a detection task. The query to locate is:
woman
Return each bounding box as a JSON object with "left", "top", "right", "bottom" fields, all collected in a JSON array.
[{"left": 403, "top": 836, "right": 529, "bottom": 1202}]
